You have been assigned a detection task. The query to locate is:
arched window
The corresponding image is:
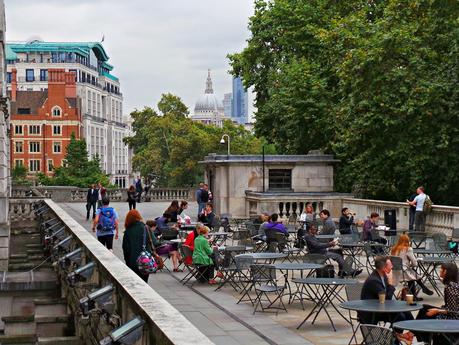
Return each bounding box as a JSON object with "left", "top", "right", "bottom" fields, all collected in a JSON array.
[{"left": 52, "top": 106, "right": 62, "bottom": 117}]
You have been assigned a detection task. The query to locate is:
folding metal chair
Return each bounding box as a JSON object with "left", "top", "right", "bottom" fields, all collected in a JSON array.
[
  {"left": 251, "top": 264, "right": 287, "bottom": 315},
  {"left": 360, "top": 324, "right": 394, "bottom": 345},
  {"left": 179, "top": 245, "right": 207, "bottom": 286},
  {"left": 345, "top": 282, "right": 364, "bottom": 345}
]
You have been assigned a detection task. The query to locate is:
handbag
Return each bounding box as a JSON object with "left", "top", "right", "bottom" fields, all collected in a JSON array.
[
  {"left": 145, "top": 226, "right": 164, "bottom": 270},
  {"left": 136, "top": 226, "right": 158, "bottom": 275}
]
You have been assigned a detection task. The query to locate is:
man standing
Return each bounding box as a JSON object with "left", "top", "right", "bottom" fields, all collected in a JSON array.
[
  {"left": 97, "top": 182, "right": 106, "bottom": 209},
  {"left": 135, "top": 176, "right": 142, "bottom": 203},
  {"left": 407, "top": 191, "right": 417, "bottom": 231},
  {"left": 86, "top": 184, "right": 98, "bottom": 220},
  {"left": 92, "top": 197, "right": 119, "bottom": 251},
  {"left": 407, "top": 186, "right": 427, "bottom": 232}
]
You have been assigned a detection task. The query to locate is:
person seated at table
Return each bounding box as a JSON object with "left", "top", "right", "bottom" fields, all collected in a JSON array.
[
  {"left": 254, "top": 213, "right": 270, "bottom": 242},
  {"left": 299, "top": 202, "right": 317, "bottom": 230},
  {"left": 391, "top": 234, "right": 433, "bottom": 300},
  {"left": 360, "top": 256, "right": 414, "bottom": 344},
  {"left": 265, "top": 213, "right": 289, "bottom": 236},
  {"left": 151, "top": 218, "right": 182, "bottom": 272},
  {"left": 198, "top": 202, "right": 216, "bottom": 228},
  {"left": 304, "top": 225, "right": 362, "bottom": 277},
  {"left": 155, "top": 213, "right": 173, "bottom": 235},
  {"left": 164, "top": 200, "right": 180, "bottom": 222},
  {"left": 415, "top": 262, "right": 459, "bottom": 344},
  {"left": 362, "top": 212, "right": 387, "bottom": 254},
  {"left": 183, "top": 222, "right": 202, "bottom": 265},
  {"left": 319, "top": 209, "right": 337, "bottom": 235},
  {"left": 193, "top": 225, "right": 219, "bottom": 284},
  {"left": 339, "top": 207, "right": 355, "bottom": 235}
]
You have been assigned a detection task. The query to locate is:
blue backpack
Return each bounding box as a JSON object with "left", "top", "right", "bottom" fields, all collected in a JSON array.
[{"left": 97, "top": 207, "right": 116, "bottom": 235}]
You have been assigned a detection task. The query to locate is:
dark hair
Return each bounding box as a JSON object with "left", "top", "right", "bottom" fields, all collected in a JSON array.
[
  {"left": 341, "top": 207, "right": 348, "bottom": 215},
  {"left": 441, "top": 262, "right": 458, "bottom": 285},
  {"left": 180, "top": 200, "right": 188, "bottom": 208},
  {"left": 374, "top": 256, "right": 389, "bottom": 270},
  {"left": 102, "top": 196, "right": 110, "bottom": 205},
  {"left": 305, "top": 202, "right": 312, "bottom": 207},
  {"left": 166, "top": 200, "right": 179, "bottom": 214},
  {"left": 146, "top": 220, "right": 156, "bottom": 228},
  {"left": 162, "top": 213, "right": 172, "bottom": 220},
  {"left": 320, "top": 209, "right": 330, "bottom": 217},
  {"left": 271, "top": 213, "right": 279, "bottom": 222},
  {"left": 128, "top": 185, "right": 135, "bottom": 192},
  {"left": 206, "top": 202, "right": 213, "bottom": 209},
  {"left": 370, "top": 212, "right": 379, "bottom": 218},
  {"left": 308, "top": 224, "right": 317, "bottom": 232}
]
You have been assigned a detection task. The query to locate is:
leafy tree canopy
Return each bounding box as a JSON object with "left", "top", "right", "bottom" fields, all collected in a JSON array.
[
  {"left": 125, "top": 93, "right": 275, "bottom": 187},
  {"left": 38, "top": 133, "right": 110, "bottom": 188},
  {"left": 229, "top": 0, "right": 459, "bottom": 205}
]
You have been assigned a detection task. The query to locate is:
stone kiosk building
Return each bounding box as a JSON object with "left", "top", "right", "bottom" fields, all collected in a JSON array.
[{"left": 201, "top": 152, "right": 350, "bottom": 218}]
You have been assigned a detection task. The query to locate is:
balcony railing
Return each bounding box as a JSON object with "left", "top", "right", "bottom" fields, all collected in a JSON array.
[{"left": 8, "top": 198, "right": 212, "bottom": 345}]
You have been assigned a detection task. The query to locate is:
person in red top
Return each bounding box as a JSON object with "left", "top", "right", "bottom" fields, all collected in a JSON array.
[{"left": 183, "top": 224, "right": 200, "bottom": 265}]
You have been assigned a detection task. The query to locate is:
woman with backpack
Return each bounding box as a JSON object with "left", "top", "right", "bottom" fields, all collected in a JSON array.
[
  {"left": 122, "top": 209, "right": 155, "bottom": 282},
  {"left": 92, "top": 197, "right": 119, "bottom": 251}
]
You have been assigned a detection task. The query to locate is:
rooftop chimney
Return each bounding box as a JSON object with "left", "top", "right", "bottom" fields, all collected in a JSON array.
[
  {"left": 64, "top": 71, "right": 77, "bottom": 99},
  {"left": 48, "top": 69, "right": 66, "bottom": 100}
]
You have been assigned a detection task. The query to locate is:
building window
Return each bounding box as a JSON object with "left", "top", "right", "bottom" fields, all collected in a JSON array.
[
  {"left": 29, "top": 125, "right": 41, "bottom": 135},
  {"left": 26, "top": 69, "right": 34, "bottom": 82},
  {"left": 14, "top": 141, "right": 23, "bottom": 153},
  {"left": 29, "top": 141, "right": 41, "bottom": 153},
  {"left": 47, "top": 159, "right": 53, "bottom": 172},
  {"left": 53, "top": 142, "right": 61, "bottom": 153},
  {"left": 40, "top": 69, "right": 48, "bottom": 81},
  {"left": 15, "top": 159, "right": 24, "bottom": 167},
  {"left": 52, "top": 106, "right": 62, "bottom": 117},
  {"left": 29, "top": 159, "right": 41, "bottom": 172},
  {"left": 62, "top": 159, "right": 68, "bottom": 168},
  {"left": 17, "top": 108, "right": 31, "bottom": 115},
  {"left": 69, "top": 69, "right": 78, "bottom": 82},
  {"left": 268, "top": 169, "right": 292, "bottom": 191},
  {"left": 53, "top": 125, "right": 62, "bottom": 135},
  {"left": 14, "top": 125, "right": 23, "bottom": 135}
]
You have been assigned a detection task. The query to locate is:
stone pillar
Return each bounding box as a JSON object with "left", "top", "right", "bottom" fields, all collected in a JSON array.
[{"left": 0, "top": 0, "right": 9, "bottom": 270}]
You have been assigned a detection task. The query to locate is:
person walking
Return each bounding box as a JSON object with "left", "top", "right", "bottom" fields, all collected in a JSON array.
[
  {"left": 97, "top": 182, "right": 106, "bottom": 208},
  {"left": 196, "top": 183, "right": 205, "bottom": 216},
  {"left": 122, "top": 209, "right": 154, "bottom": 282},
  {"left": 92, "top": 197, "right": 119, "bottom": 251},
  {"left": 86, "top": 184, "right": 98, "bottom": 220},
  {"left": 407, "top": 186, "right": 427, "bottom": 232},
  {"left": 127, "top": 185, "right": 137, "bottom": 210},
  {"left": 135, "top": 176, "right": 142, "bottom": 203}
]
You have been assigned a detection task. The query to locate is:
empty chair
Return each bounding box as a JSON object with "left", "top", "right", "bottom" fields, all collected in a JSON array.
[
  {"left": 345, "top": 282, "right": 364, "bottom": 345},
  {"left": 360, "top": 324, "right": 394, "bottom": 345},
  {"left": 432, "top": 232, "right": 449, "bottom": 251},
  {"left": 250, "top": 264, "right": 287, "bottom": 315}
]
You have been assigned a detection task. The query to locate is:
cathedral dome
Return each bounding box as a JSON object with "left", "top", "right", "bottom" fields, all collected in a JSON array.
[{"left": 194, "top": 69, "right": 224, "bottom": 113}]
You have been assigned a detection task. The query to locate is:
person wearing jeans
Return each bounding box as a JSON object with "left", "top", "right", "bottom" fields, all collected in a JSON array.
[{"left": 407, "top": 186, "right": 427, "bottom": 232}]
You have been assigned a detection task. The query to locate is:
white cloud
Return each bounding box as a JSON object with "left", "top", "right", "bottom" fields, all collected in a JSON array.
[{"left": 5, "top": 0, "right": 256, "bottom": 119}]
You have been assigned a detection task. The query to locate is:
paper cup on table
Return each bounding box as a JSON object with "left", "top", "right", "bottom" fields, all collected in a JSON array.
[
  {"left": 378, "top": 292, "right": 386, "bottom": 304},
  {"left": 406, "top": 294, "right": 414, "bottom": 305}
]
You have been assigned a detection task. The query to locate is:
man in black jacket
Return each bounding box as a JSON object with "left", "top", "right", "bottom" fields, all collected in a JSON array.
[
  {"left": 86, "top": 184, "right": 99, "bottom": 220},
  {"left": 360, "top": 256, "right": 414, "bottom": 325},
  {"left": 304, "top": 225, "right": 362, "bottom": 277}
]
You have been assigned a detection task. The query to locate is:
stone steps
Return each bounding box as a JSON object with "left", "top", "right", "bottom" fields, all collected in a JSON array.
[
  {"left": 25, "top": 244, "right": 43, "bottom": 249},
  {"left": 8, "top": 263, "right": 52, "bottom": 272},
  {"left": 0, "top": 334, "right": 37, "bottom": 345},
  {"left": 37, "top": 337, "right": 80, "bottom": 345},
  {"left": 2, "top": 314, "right": 71, "bottom": 338}
]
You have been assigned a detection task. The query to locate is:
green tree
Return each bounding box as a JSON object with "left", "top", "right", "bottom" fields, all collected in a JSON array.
[
  {"left": 11, "top": 165, "right": 30, "bottom": 186},
  {"left": 126, "top": 93, "right": 275, "bottom": 187},
  {"left": 38, "top": 133, "right": 110, "bottom": 187},
  {"left": 229, "top": 0, "right": 459, "bottom": 205}
]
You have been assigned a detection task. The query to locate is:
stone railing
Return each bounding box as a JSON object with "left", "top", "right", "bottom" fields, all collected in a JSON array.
[
  {"left": 13, "top": 198, "right": 213, "bottom": 345},
  {"left": 244, "top": 192, "right": 459, "bottom": 237},
  {"left": 12, "top": 185, "right": 194, "bottom": 203}
]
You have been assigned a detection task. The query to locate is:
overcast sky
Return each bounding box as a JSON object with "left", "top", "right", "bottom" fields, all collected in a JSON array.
[{"left": 5, "top": 0, "right": 255, "bottom": 118}]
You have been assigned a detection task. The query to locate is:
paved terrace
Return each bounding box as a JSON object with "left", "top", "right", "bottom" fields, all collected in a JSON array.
[{"left": 60, "top": 202, "right": 446, "bottom": 345}]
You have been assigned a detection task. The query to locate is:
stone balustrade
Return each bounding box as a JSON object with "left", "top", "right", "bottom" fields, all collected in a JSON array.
[
  {"left": 245, "top": 191, "right": 459, "bottom": 237},
  {"left": 12, "top": 185, "right": 194, "bottom": 203},
  {"left": 10, "top": 198, "right": 213, "bottom": 345}
]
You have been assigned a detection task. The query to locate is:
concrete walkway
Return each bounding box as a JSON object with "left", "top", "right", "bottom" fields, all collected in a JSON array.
[{"left": 61, "top": 202, "right": 312, "bottom": 345}]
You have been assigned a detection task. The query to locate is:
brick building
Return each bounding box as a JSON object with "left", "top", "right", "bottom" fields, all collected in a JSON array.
[{"left": 10, "top": 68, "right": 82, "bottom": 175}]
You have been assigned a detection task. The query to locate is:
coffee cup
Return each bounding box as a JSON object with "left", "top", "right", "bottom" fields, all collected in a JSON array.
[
  {"left": 378, "top": 292, "right": 386, "bottom": 304},
  {"left": 406, "top": 294, "right": 414, "bottom": 305}
]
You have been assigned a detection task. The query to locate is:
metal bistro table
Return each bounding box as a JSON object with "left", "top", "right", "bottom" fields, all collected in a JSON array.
[
  {"left": 293, "top": 278, "right": 357, "bottom": 331},
  {"left": 417, "top": 257, "right": 454, "bottom": 297},
  {"left": 245, "top": 252, "right": 287, "bottom": 264},
  {"left": 273, "top": 263, "right": 324, "bottom": 304},
  {"left": 394, "top": 320, "right": 459, "bottom": 345},
  {"left": 414, "top": 248, "right": 453, "bottom": 258}
]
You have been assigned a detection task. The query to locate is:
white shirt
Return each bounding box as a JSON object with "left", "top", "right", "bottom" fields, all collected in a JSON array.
[{"left": 414, "top": 193, "right": 427, "bottom": 212}]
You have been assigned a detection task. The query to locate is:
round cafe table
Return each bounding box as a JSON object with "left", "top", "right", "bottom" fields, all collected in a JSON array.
[
  {"left": 393, "top": 320, "right": 459, "bottom": 345},
  {"left": 239, "top": 252, "right": 287, "bottom": 263}
]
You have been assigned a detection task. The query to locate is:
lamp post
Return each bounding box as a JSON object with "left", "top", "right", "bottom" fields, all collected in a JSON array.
[{"left": 220, "top": 134, "right": 230, "bottom": 156}]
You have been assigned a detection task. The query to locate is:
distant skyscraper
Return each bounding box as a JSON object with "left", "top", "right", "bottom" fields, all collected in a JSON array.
[
  {"left": 222, "top": 93, "right": 232, "bottom": 118},
  {"left": 231, "top": 77, "right": 248, "bottom": 124}
]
